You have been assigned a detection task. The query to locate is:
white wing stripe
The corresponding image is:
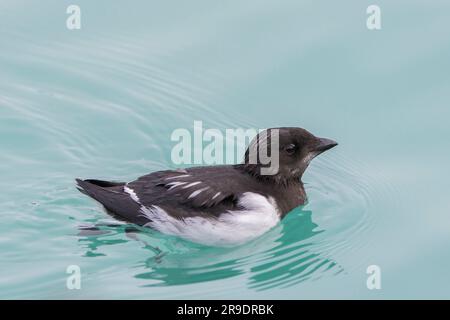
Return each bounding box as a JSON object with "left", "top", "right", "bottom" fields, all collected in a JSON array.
[
  {"left": 167, "top": 181, "right": 187, "bottom": 190},
  {"left": 182, "top": 181, "right": 202, "bottom": 189},
  {"left": 124, "top": 185, "right": 141, "bottom": 204},
  {"left": 165, "top": 174, "right": 191, "bottom": 180},
  {"left": 188, "top": 187, "right": 210, "bottom": 199},
  {"left": 211, "top": 192, "right": 222, "bottom": 200}
]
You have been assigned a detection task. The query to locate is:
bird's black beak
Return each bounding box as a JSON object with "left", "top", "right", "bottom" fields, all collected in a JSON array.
[{"left": 314, "top": 137, "right": 338, "bottom": 153}]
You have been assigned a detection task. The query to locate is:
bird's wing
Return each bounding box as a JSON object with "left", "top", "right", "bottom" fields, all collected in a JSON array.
[{"left": 128, "top": 167, "right": 239, "bottom": 208}]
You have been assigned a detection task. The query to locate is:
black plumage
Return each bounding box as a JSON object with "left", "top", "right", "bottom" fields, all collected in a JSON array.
[{"left": 76, "top": 127, "right": 337, "bottom": 229}]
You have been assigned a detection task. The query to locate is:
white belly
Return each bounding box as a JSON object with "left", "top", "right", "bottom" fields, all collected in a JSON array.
[{"left": 140, "top": 192, "right": 281, "bottom": 246}]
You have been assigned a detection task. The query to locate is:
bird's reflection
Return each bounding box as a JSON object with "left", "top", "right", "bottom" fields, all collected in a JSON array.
[{"left": 77, "top": 207, "right": 343, "bottom": 290}]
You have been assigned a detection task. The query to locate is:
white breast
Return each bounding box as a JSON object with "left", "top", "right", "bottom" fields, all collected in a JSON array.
[{"left": 140, "top": 192, "right": 281, "bottom": 246}]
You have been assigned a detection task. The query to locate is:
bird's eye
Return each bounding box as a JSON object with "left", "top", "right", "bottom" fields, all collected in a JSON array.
[{"left": 285, "top": 144, "right": 296, "bottom": 155}]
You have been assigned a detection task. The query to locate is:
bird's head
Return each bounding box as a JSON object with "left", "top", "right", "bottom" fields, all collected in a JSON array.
[{"left": 243, "top": 127, "right": 337, "bottom": 183}]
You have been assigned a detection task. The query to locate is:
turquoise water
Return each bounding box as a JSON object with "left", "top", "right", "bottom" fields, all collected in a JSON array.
[{"left": 1, "top": 0, "right": 450, "bottom": 299}]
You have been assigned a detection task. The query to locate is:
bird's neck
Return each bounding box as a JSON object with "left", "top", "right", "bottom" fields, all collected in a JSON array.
[{"left": 234, "top": 164, "right": 303, "bottom": 187}]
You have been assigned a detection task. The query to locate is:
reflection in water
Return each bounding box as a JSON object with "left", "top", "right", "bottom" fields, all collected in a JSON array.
[
  {"left": 78, "top": 233, "right": 127, "bottom": 258},
  {"left": 77, "top": 207, "right": 343, "bottom": 290},
  {"left": 247, "top": 210, "right": 343, "bottom": 290}
]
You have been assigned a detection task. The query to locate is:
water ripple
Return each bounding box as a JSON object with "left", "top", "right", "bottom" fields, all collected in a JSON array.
[
  {"left": 73, "top": 149, "right": 395, "bottom": 293},
  {"left": 0, "top": 26, "right": 400, "bottom": 298}
]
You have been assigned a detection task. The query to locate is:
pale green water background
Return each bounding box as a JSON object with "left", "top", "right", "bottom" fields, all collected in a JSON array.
[{"left": 1, "top": 0, "right": 449, "bottom": 299}]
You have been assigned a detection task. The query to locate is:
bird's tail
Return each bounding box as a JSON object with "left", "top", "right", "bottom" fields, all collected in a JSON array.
[
  {"left": 76, "top": 178, "right": 124, "bottom": 193},
  {"left": 76, "top": 178, "right": 146, "bottom": 225}
]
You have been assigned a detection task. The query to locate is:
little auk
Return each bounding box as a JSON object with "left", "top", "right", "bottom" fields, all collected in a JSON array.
[{"left": 76, "top": 127, "right": 337, "bottom": 246}]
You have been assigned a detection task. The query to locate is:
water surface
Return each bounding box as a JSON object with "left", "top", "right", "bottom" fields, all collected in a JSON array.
[{"left": 1, "top": 0, "right": 450, "bottom": 299}]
